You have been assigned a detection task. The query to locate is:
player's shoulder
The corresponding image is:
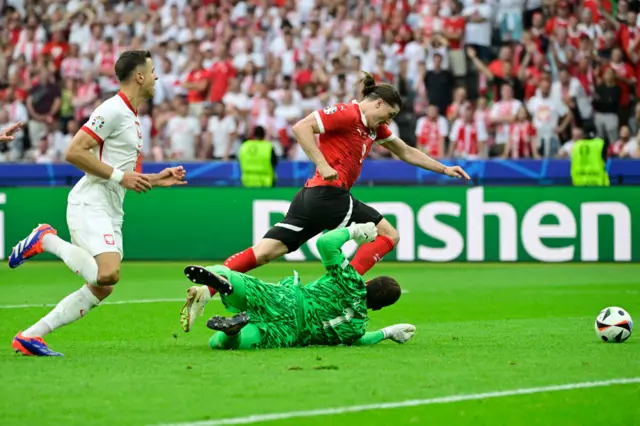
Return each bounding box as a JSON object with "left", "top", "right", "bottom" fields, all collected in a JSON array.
[
  {"left": 93, "top": 95, "right": 126, "bottom": 117},
  {"left": 322, "top": 101, "right": 358, "bottom": 118}
]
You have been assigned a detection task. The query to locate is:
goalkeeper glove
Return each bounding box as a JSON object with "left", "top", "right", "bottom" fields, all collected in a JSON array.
[
  {"left": 382, "top": 324, "right": 416, "bottom": 344},
  {"left": 348, "top": 222, "right": 377, "bottom": 245}
]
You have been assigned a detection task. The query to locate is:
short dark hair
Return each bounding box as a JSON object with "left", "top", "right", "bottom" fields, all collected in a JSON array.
[
  {"left": 114, "top": 50, "right": 151, "bottom": 82},
  {"left": 358, "top": 71, "right": 402, "bottom": 110},
  {"left": 253, "top": 125, "right": 266, "bottom": 140},
  {"left": 366, "top": 276, "right": 401, "bottom": 311}
]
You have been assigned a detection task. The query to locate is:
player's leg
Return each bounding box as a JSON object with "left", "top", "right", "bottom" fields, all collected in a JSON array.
[
  {"left": 222, "top": 188, "right": 311, "bottom": 274},
  {"left": 184, "top": 265, "right": 246, "bottom": 306},
  {"left": 349, "top": 200, "right": 398, "bottom": 275},
  {"left": 12, "top": 210, "right": 122, "bottom": 356},
  {"left": 208, "top": 316, "right": 263, "bottom": 350},
  {"left": 181, "top": 265, "right": 250, "bottom": 331}
]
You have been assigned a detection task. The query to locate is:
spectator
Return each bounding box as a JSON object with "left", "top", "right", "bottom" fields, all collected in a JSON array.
[
  {"left": 527, "top": 76, "right": 572, "bottom": 157},
  {"left": 503, "top": 106, "right": 539, "bottom": 159},
  {"left": 26, "top": 68, "right": 61, "bottom": 151},
  {"left": 619, "top": 129, "right": 640, "bottom": 158},
  {"left": 425, "top": 53, "right": 454, "bottom": 119},
  {"left": 1, "top": 0, "right": 638, "bottom": 164},
  {"left": 489, "top": 84, "right": 523, "bottom": 156},
  {"left": 415, "top": 104, "right": 448, "bottom": 159},
  {"left": 206, "top": 102, "right": 238, "bottom": 161},
  {"left": 448, "top": 106, "right": 488, "bottom": 159},
  {"left": 609, "top": 125, "right": 632, "bottom": 158},
  {"left": 462, "top": 0, "right": 493, "bottom": 61},
  {"left": 167, "top": 98, "right": 201, "bottom": 161},
  {"left": 551, "top": 67, "right": 593, "bottom": 125},
  {"left": 182, "top": 53, "right": 209, "bottom": 118},
  {"left": 593, "top": 67, "right": 622, "bottom": 143}
]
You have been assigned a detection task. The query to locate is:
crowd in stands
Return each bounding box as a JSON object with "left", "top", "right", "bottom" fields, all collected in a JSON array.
[{"left": 1, "top": 0, "right": 640, "bottom": 163}]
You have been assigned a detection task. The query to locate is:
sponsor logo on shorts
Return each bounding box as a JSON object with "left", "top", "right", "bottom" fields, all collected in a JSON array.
[{"left": 104, "top": 234, "right": 115, "bottom": 245}]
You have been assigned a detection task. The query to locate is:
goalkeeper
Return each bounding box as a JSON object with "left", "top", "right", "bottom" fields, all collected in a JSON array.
[{"left": 182, "top": 223, "right": 416, "bottom": 349}]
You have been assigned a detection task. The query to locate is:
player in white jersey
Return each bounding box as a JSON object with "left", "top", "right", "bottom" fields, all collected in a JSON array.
[{"left": 8, "top": 51, "right": 187, "bottom": 357}]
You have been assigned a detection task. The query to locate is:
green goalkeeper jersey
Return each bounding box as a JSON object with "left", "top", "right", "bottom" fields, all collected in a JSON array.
[{"left": 296, "top": 228, "right": 369, "bottom": 346}]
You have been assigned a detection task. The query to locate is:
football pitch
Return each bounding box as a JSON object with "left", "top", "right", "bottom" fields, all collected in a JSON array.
[{"left": 0, "top": 262, "right": 638, "bottom": 426}]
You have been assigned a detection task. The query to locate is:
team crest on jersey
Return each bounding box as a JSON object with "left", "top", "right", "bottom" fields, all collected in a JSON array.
[
  {"left": 323, "top": 105, "right": 337, "bottom": 115},
  {"left": 91, "top": 116, "right": 105, "bottom": 131},
  {"left": 104, "top": 234, "right": 115, "bottom": 245}
]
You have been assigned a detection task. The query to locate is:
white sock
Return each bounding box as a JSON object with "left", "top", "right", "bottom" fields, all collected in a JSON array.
[
  {"left": 42, "top": 234, "right": 98, "bottom": 285},
  {"left": 22, "top": 285, "right": 100, "bottom": 338}
]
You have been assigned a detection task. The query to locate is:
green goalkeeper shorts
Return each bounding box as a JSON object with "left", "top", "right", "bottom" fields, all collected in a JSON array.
[{"left": 220, "top": 277, "right": 303, "bottom": 349}]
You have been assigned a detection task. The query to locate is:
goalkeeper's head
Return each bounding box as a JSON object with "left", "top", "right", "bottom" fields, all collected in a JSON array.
[{"left": 365, "top": 276, "right": 401, "bottom": 311}]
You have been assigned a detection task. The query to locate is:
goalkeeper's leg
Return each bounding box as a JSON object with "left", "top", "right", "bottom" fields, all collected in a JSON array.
[
  {"left": 209, "top": 323, "right": 263, "bottom": 350},
  {"left": 181, "top": 266, "right": 248, "bottom": 332}
]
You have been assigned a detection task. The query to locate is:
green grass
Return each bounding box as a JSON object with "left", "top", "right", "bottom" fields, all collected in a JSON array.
[{"left": 0, "top": 262, "right": 638, "bottom": 426}]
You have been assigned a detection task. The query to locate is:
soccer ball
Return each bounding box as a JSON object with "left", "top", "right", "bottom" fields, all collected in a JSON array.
[{"left": 594, "top": 307, "right": 633, "bottom": 343}]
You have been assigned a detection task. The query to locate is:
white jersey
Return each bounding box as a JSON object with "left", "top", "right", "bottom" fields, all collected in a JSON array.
[{"left": 68, "top": 92, "right": 142, "bottom": 219}]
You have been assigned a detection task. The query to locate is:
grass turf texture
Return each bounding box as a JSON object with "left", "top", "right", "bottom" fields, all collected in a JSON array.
[{"left": 0, "top": 262, "right": 638, "bottom": 426}]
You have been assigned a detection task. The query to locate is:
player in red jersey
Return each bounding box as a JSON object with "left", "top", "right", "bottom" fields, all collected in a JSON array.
[{"left": 180, "top": 72, "right": 469, "bottom": 332}]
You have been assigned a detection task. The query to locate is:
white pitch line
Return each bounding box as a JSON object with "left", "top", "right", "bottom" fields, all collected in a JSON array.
[
  {"left": 0, "top": 298, "right": 187, "bottom": 309},
  {"left": 0, "top": 290, "right": 409, "bottom": 310},
  {"left": 155, "top": 377, "right": 640, "bottom": 426}
]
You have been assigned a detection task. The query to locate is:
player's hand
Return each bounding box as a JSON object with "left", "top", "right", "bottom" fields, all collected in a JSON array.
[
  {"left": 154, "top": 166, "right": 188, "bottom": 187},
  {"left": 121, "top": 172, "right": 153, "bottom": 193},
  {"left": 443, "top": 165, "right": 470, "bottom": 180},
  {"left": 318, "top": 163, "right": 339, "bottom": 181},
  {"left": 0, "top": 121, "right": 24, "bottom": 143},
  {"left": 383, "top": 324, "right": 417, "bottom": 344},
  {"left": 348, "top": 222, "right": 377, "bottom": 245}
]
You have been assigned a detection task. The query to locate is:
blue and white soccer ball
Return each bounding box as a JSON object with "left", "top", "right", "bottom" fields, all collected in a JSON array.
[{"left": 595, "top": 307, "right": 633, "bottom": 343}]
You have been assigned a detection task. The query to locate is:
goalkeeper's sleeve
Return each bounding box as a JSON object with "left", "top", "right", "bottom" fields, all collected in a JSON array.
[
  {"left": 316, "top": 228, "right": 351, "bottom": 269},
  {"left": 352, "top": 324, "right": 417, "bottom": 345},
  {"left": 352, "top": 330, "right": 385, "bottom": 346}
]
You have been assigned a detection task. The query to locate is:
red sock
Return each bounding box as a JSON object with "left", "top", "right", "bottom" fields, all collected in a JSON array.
[
  {"left": 205, "top": 248, "right": 258, "bottom": 297},
  {"left": 350, "top": 236, "right": 396, "bottom": 275},
  {"left": 224, "top": 247, "right": 257, "bottom": 273}
]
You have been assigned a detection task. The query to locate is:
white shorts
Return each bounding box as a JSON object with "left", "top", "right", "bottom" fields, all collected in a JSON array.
[{"left": 67, "top": 204, "right": 123, "bottom": 259}]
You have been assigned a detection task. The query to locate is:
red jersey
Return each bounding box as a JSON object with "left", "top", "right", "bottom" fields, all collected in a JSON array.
[
  {"left": 306, "top": 102, "right": 395, "bottom": 190},
  {"left": 185, "top": 68, "right": 209, "bottom": 103},
  {"left": 415, "top": 116, "right": 447, "bottom": 158},
  {"left": 443, "top": 16, "right": 465, "bottom": 50},
  {"left": 508, "top": 122, "right": 536, "bottom": 159}
]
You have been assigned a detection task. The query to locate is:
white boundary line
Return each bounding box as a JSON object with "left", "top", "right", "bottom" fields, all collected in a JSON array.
[
  {"left": 0, "top": 291, "right": 409, "bottom": 310},
  {"left": 155, "top": 377, "right": 640, "bottom": 426},
  {"left": 0, "top": 298, "right": 186, "bottom": 309}
]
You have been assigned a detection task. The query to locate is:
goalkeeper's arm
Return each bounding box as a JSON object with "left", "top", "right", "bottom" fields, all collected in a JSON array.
[
  {"left": 316, "top": 223, "right": 378, "bottom": 270},
  {"left": 352, "top": 324, "right": 417, "bottom": 346}
]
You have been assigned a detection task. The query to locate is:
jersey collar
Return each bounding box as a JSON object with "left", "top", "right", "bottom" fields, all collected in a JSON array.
[
  {"left": 117, "top": 91, "right": 137, "bottom": 115},
  {"left": 351, "top": 99, "right": 368, "bottom": 128}
]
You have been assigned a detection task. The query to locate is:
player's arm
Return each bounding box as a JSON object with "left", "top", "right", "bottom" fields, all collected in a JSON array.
[
  {"left": 381, "top": 136, "right": 470, "bottom": 180},
  {"left": 316, "top": 223, "right": 377, "bottom": 269},
  {"left": 352, "top": 324, "right": 417, "bottom": 346},
  {"left": 0, "top": 121, "right": 24, "bottom": 143},
  {"left": 291, "top": 113, "right": 337, "bottom": 180},
  {"left": 144, "top": 166, "right": 187, "bottom": 187},
  {"left": 66, "top": 112, "right": 152, "bottom": 193}
]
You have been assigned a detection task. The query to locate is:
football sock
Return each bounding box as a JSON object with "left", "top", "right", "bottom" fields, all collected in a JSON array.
[
  {"left": 224, "top": 248, "right": 257, "bottom": 273},
  {"left": 42, "top": 234, "right": 98, "bottom": 285},
  {"left": 22, "top": 285, "right": 100, "bottom": 338},
  {"left": 350, "top": 235, "right": 396, "bottom": 275}
]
